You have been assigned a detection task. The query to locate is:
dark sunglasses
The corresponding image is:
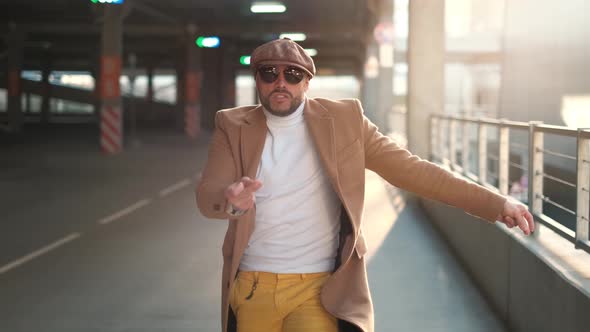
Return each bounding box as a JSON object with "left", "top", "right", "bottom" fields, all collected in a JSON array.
[{"left": 257, "top": 66, "right": 306, "bottom": 85}]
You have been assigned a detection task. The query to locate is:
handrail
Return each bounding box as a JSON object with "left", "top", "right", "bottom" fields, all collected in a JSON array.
[{"left": 429, "top": 114, "right": 590, "bottom": 254}]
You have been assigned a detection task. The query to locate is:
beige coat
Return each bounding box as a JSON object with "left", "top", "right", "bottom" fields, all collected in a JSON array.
[{"left": 196, "top": 98, "right": 506, "bottom": 332}]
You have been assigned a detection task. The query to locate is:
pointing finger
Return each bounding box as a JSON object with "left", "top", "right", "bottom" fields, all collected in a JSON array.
[{"left": 243, "top": 179, "right": 263, "bottom": 193}]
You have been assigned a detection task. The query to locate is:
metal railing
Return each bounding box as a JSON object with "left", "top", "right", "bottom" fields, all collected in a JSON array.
[{"left": 429, "top": 114, "right": 590, "bottom": 254}]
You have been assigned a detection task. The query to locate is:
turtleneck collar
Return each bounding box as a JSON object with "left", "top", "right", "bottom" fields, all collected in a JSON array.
[{"left": 263, "top": 99, "right": 305, "bottom": 127}]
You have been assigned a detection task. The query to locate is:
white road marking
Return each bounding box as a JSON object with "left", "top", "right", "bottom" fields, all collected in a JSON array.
[
  {"left": 159, "top": 178, "right": 192, "bottom": 197},
  {"left": 0, "top": 233, "right": 81, "bottom": 275},
  {"left": 98, "top": 199, "right": 151, "bottom": 225}
]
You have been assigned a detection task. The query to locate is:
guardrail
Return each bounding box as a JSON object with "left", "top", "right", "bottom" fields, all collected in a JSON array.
[{"left": 429, "top": 114, "right": 590, "bottom": 254}]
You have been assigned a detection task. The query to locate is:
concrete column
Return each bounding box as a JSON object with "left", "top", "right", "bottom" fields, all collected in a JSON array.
[
  {"left": 174, "top": 52, "right": 185, "bottom": 132},
  {"left": 407, "top": 0, "right": 445, "bottom": 157},
  {"left": 184, "top": 27, "right": 202, "bottom": 138},
  {"left": 361, "top": 42, "right": 379, "bottom": 123},
  {"left": 99, "top": 5, "right": 124, "bottom": 153},
  {"left": 40, "top": 54, "right": 52, "bottom": 124},
  {"left": 90, "top": 53, "right": 101, "bottom": 120},
  {"left": 201, "top": 48, "right": 222, "bottom": 130},
  {"left": 6, "top": 27, "right": 24, "bottom": 133},
  {"left": 376, "top": 0, "right": 395, "bottom": 133},
  {"left": 146, "top": 64, "right": 154, "bottom": 103},
  {"left": 145, "top": 61, "right": 155, "bottom": 121},
  {"left": 221, "top": 43, "right": 237, "bottom": 109}
]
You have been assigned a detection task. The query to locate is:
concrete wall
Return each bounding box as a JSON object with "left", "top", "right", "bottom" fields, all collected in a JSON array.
[{"left": 420, "top": 197, "right": 590, "bottom": 332}]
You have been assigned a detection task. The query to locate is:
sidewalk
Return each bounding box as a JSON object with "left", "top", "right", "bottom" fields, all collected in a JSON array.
[{"left": 363, "top": 171, "right": 506, "bottom": 331}]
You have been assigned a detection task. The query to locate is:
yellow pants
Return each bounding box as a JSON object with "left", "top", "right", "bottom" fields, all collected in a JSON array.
[{"left": 229, "top": 271, "right": 338, "bottom": 332}]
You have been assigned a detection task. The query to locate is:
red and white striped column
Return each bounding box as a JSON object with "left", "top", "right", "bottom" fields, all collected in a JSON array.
[
  {"left": 100, "top": 104, "right": 122, "bottom": 154},
  {"left": 99, "top": 5, "right": 123, "bottom": 154}
]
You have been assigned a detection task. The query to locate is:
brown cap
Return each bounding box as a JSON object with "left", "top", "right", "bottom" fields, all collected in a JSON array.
[{"left": 250, "top": 38, "right": 315, "bottom": 78}]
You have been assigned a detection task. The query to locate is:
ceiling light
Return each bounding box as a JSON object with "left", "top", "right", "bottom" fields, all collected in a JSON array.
[
  {"left": 251, "top": 2, "right": 287, "bottom": 14},
  {"left": 196, "top": 36, "right": 220, "bottom": 48},
  {"left": 279, "top": 33, "right": 306, "bottom": 41},
  {"left": 304, "top": 49, "right": 318, "bottom": 57},
  {"left": 91, "top": 0, "right": 125, "bottom": 4}
]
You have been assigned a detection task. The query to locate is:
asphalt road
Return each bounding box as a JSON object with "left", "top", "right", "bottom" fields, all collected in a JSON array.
[{"left": 1, "top": 131, "right": 225, "bottom": 331}]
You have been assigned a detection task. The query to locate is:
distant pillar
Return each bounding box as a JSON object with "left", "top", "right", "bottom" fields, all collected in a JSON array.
[
  {"left": 145, "top": 62, "right": 155, "bottom": 120},
  {"left": 99, "top": 5, "right": 124, "bottom": 154},
  {"left": 89, "top": 53, "right": 101, "bottom": 120},
  {"left": 175, "top": 50, "right": 185, "bottom": 132},
  {"left": 361, "top": 42, "right": 379, "bottom": 123},
  {"left": 202, "top": 48, "right": 222, "bottom": 130},
  {"left": 40, "top": 54, "right": 52, "bottom": 124},
  {"left": 6, "top": 27, "right": 24, "bottom": 133},
  {"left": 184, "top": 26, "right": 202, "bottom": 139},
  {"left": 407, "top": 0, "right": 445, "bottom": 157},
  {"left": 221, "top": 43, "right": 237, "bottom": 109},
  {"left": 146, "top": 64, "right": 154, "bottom": 103},
  {"left": 376, "top": 0, "right": 395, "bottom": 133}
]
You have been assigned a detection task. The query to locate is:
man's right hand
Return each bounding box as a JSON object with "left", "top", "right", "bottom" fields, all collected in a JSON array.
[{"left": 225, "top": 177, "right": 263, "bottom": 211}]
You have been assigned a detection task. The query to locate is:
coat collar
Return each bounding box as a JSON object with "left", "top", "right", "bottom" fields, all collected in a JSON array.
[{"left": 239, "top": 98, "right": 339, "bottom": 193}]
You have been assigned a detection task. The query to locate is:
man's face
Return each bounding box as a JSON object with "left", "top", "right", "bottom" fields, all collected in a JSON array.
[{"left": 255, "top": 64, "right": 310, "bottom": 117}]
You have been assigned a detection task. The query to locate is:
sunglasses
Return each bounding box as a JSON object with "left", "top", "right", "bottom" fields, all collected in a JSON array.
[{"left": 257, "top": 66, "right": 306, "bottom": 85}]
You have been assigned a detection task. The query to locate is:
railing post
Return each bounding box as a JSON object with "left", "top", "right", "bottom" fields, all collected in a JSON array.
[
  {"left": 478, "top": 122, "right": 487, "bottom": 184},
  {"left": 529, "top": 121, "right": 544, "bottom": 216},
  {"left": 449, "top": 118, "right": 457, "bottom": 169},
  {"left": 439, "top": 118, "right": 446, "bottom": 165},
  {"left": 462, "top": 121, "right": 470, "bottom": 174},
  {"left": 429, "top": 115, "right": 436, "bottom": 160},
  {"left": 499, "top": 119, "right": 510, "bottom": 195},
  {"left": 576, "top": 129, "right": 590, "bottom": 246}
]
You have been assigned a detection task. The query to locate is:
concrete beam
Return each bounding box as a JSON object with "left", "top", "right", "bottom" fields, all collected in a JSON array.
[{"left": 13, "top": 23, "right": 366, "bottom": 41}]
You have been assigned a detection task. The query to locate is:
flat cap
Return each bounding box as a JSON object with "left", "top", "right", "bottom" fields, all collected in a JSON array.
[{"left": 250, "top": 38, "right": 316, "bottom": 78}]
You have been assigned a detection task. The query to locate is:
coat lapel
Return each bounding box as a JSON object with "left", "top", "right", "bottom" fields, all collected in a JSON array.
[
  {"left": 240, "top": 106, "right": 267, "bottom": 179},
  {"left": 304, "top": 99, "right": 339, "bottom": 194}
]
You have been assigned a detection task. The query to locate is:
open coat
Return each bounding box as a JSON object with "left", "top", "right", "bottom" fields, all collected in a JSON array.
[{"left": 196, "top": 98, "right": 506, "bottom": 332}]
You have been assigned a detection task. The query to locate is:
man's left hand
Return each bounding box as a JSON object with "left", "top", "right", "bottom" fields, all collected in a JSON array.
[{"left": 497, "top": 198, "right": 535, "bottom": 236}]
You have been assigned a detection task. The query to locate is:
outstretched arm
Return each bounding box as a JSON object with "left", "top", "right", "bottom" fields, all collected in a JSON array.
[{"left": 354, "top": 100, "right": 533, "bottom": 235}]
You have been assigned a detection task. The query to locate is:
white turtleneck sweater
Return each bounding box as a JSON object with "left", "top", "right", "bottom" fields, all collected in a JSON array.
[{"left": 239, "top": 101, "right": 342, "bottom": 273}]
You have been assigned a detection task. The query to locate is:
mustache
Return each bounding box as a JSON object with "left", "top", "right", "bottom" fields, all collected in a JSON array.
[{"left": 270, "top": 90, "right": 292, "bottom": 98}]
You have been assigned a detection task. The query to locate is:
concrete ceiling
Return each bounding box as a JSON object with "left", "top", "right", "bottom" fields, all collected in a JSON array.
[{"left": 0, "top": 0, "right": 380, "bottom": 75}]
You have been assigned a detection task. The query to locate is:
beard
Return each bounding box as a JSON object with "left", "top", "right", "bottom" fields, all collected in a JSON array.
[{"left": 258, "top": 89, "right": 303, "bottom": 117}]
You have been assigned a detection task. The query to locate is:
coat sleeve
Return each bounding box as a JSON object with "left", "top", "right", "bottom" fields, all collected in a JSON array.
[
  {"left": 353, "top": 100, "right": 506, "bottom": 222},
  {"left": 196, "top": 111, "right": 238, "bottom": 220}
]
